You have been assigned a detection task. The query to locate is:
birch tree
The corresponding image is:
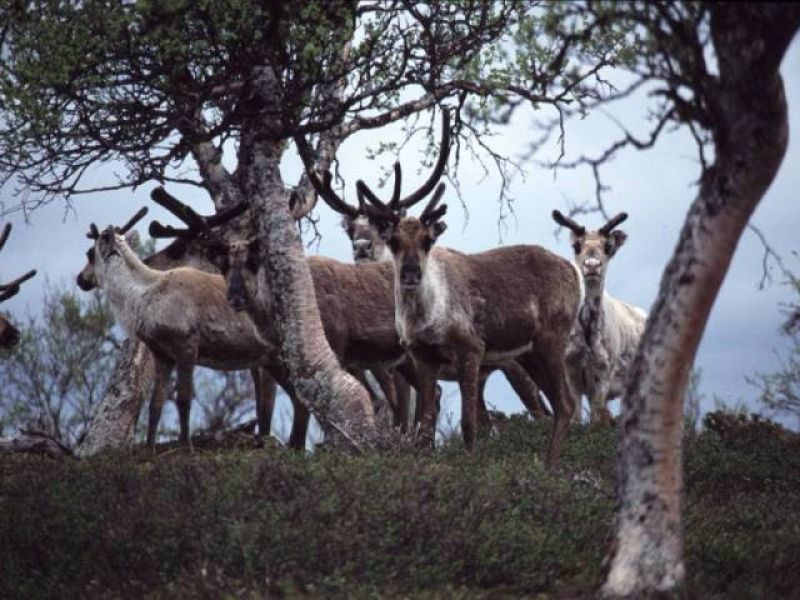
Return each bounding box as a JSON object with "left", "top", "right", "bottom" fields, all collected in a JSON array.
[
  {"left": 517, "top": 2, "right": 800, "bottom": 595},
  {"left": 0, "top": 1, "right": 621, "bottom": 451}
]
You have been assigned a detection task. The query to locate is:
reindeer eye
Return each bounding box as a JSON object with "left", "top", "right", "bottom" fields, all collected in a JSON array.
[
  {"left": 217, "top": 255, "right": 230, "bottom": 274},
  {"left": 571, "top": 241, "right": 581, "bottom": 254},
  {"left": 604, "top": 241, "right": 613, "bottom": 255},
  {"left": 246, "top": 253, "right": 260, "bottom": 272},
  {"left": 422, "top": 236, "right": 434, "bottom": 252}
]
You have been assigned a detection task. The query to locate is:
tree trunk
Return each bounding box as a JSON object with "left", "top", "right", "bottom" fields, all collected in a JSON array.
[
  {"left": 603, "top": 6, "right": 799, "bottom": 596},
  {"left": 239, "top": 135, "right": 376, "bottom": 449},
  {"left": 75, "top": 339, "right": 154, "bottom": 457}
]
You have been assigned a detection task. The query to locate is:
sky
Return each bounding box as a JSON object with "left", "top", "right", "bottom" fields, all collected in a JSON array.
[{"left": 2, "top": 36, "right": 800, "bottom": 437}]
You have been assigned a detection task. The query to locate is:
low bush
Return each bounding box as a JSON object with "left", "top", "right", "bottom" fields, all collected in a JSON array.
[{"left": 1, "top": 414, "right": 797, "bottom": 598}]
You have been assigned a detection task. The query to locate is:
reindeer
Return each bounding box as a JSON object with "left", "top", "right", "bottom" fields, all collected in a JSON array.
[
  {"left": 0, "top": 224, "right": 37, "bottom": 348},
  {"left": 333, "top": 132, "right": 552, "bottom": 428},
  {"left": 148, "top": 194, "right": 429, "bottom": 437},
  {"left": 552, "top": 210, "right": 647, "bottom": 424},
  {"left": 78, "top": 205, "right": 304, "bottom": 449},
  {"left": 354, "top": 121, "right": 582, "bottom": 466}
]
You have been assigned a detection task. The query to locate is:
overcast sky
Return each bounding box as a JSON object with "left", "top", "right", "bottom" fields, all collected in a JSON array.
[{"left": 2, "top": 36, "right": 799, "bottom": 434}]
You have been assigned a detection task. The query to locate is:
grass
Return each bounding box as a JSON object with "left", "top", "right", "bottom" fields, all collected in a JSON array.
[{"left": 1, "top": 412, "right": 798, "bottom": 598}]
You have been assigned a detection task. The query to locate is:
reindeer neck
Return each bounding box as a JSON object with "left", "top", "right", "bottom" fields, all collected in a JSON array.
[
  {"left": 101, "top": 244, "right": 163, "bottom": 309},
  {"left": 578, "top": 285, "right": 607, "bottom": 346},
  {"left": 394, "top": 252, "right": 449, "bottom": 340}
]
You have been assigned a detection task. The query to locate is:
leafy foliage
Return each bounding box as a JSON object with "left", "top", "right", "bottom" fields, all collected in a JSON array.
[
  {"left": 0, "top": 282, "right": 118, "bottom": 444},
  {"left": 0, "top": 1, "right": 628, "bottom": 211},
  {"left": 1, "top": 416, "right": 797, "bottom": 598},
  {"left": 750, "top": 269, "right": 800, "bottom": 423},
  {"left": 0, "top": 278, "right": 262, "bottom": 446}
]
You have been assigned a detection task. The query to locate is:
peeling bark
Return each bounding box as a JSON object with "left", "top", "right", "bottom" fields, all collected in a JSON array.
[
  {"left": 603, "top": 6, "right": 800, "bottom": 596},
  {"left": 239, "top": 127, "right": 375, "bottom": 448},
  {"left": 75, "top": 339, "right": 154, "bottom": 457}
]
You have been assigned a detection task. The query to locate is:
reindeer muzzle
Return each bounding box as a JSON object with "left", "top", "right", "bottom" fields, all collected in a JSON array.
[
  {"left": 400, "top": 264, "right": 422, "bottom": 287},
  {"left": 76, "top": 273, "right": 95, "bottom": 292},
  {"left": 582, "top": 257, "right": 603, "bottom": 278},
  {"left": 353, "top": 239, "right": 373, "bottom": 262},
  {"left": 227, "top": 270, "right": 249, "bottom": 312},
  {"left": 0, "top": 322, "right": 20, "bottom": 348}
]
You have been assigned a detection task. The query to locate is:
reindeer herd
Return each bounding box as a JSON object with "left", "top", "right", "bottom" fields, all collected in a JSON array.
[{"left": 1, "top": 113, "right": 647, "bottom": 467}]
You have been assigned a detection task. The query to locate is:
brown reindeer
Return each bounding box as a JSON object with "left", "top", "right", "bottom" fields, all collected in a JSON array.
[
  {"left": 0, "top": 223, "right": 37, "bottom": 348},
  {"left": 330, "top": 122, "right": 552, "bottom": 428},
  {"left": 149, "top": 196, "right": 423, "bottom": 438},
  {"left": 355, "top": 115, "right": 582, "bottom": 465},
  {"left": 77, "top": 204, "right": 306, "bottom": 449}
]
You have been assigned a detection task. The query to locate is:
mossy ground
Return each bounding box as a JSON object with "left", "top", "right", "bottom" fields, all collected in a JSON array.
[{"left": 1, "top": 413, "right": 798, "bottom": 598}]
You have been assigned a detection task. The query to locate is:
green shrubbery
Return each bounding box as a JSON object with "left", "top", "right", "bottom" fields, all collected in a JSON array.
[{"left": 1, "top": 414, "right": 798, "bottom": 598}]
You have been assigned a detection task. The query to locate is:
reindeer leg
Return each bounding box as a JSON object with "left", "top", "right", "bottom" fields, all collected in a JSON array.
[
  {"left": 288, "top": 395, "right": 310, "bottom": 451},
  {"left": 147, "top": 356, "right": 174, "bottom": 451},
  {"left": 175, "top": 363, "right": 194, "bottom": 451},
  {"left": 410, "top": 358, "right": 440, "bottom": 449},
  {"left": 372, "top": 368, "right": 402, "bottom": 428},
  {"left": 456, "top": 347, "right": 483, "bottom": 451},
  {"left": 517, "top": 348, "right": 575, "bottom": 468},
  {"left": 252, "top": 367, "right": 276, "bottom": 437},
  {"left": 476, "top": 374, "right": 492, "bottom": 439},
  {"left": 502, "top": 361, "right": 552, "bottom": 419},
  {"left": 589, "top": 384, "right": 614, "bottom": 425},
  {"left": 269, "top": 367, "right": 308, "bottom": 451},
  {"left": 393, "top": 372, "right": 411, "bottom": 433}
]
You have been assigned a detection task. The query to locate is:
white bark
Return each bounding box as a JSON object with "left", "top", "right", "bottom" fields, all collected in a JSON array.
[
  {"left": 240, "top": 126, "right": 375, "bottom": 447},
  {"left": 75, "top": 338, "right": 154, "bottom": 457},
  {"left": 603, "top": 6, "right": 799, "bottom": 596}
]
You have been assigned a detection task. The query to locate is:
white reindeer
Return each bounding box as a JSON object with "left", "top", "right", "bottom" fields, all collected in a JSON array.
[{"left": 552, "top": 210, "right": 647, "bottom": 424}]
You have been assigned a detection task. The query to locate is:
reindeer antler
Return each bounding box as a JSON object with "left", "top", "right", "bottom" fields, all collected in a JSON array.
[
  {"left": 294, "top": 133, "right": 361, "bottom": 219},
  {"left": 357, "top": 180, "right": 400, "bottom": 224},
  {"left": 0, "top": 269, "right": 37, "bottom": 303},
  {"left": 0, "top": 222, "right": 37, "bottom": 302},
  {"left": 0, "top": 223, "right": 11, "bottom": 252},
  {"left": 150, "top": 187, "right": 210, "bottom": 233},
  {"left": 552, "top": 210, "right": 587, "bottom": 236},
  {"left": 148, "top": 187, "right": 248, "bottom": 239},
  {"left": 358, "top": 109, "right": 451, "bottom": 214},
  {"left": 117, "top": 207, "right": 149, "bottom": 234},
  {"left": 419, "top": 183, "right": 448, "bottom": 226},
  {"left": 598, "top": 212, "right": 629, "bottom": 235}
]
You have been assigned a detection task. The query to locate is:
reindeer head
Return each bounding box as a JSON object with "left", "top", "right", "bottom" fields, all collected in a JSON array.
[
  {"left": 146, "top": 187, "right": 251, "bottom": 310},
  {"left": 205, "top": 235, "right": 261, "bottom": 312},
  {"left": 552, "top": 210, "right": 629, "bottom": 287},
  {"left": 0, "top": 223, "right": 37, "bottom": 348},
  {"left": 77, "top": 207, "right": 148, "bottom": 291},
  {"left": 297, "top": 110, "right": 451, "bottom": 287},
  {"left": 362, "top": 182, "right": 448, "bottom": 288}
]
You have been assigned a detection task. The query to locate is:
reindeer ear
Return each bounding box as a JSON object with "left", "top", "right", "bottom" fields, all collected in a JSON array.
[
  {"left": 124, "top": 230, "right": 141, "bottom": 249},
  {"left": 431, "top": 221, "right": 447, "bottom": 240},
  {"left": 165, "top": 239, "right": 187, "bottom": 260},
  {"left": 606, "top": 230, "right": 628, "bottom": 256}
]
